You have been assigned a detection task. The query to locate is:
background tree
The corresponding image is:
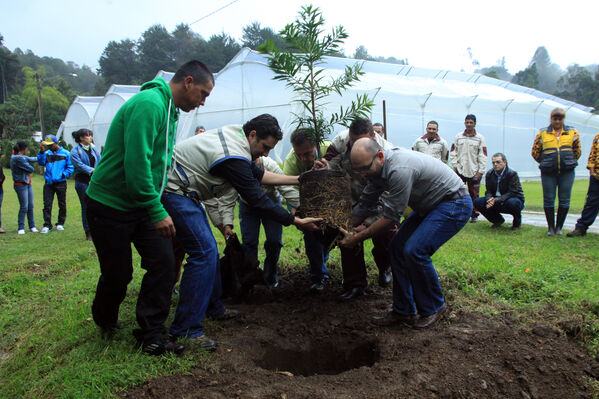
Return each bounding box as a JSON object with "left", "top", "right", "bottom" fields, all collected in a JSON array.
[
  {"left": 202, "top": 33, "right": 241, "bottom": 72},
  {"left": 97, "top": 39, "right": 141, "bottom": 92},
  {"left": 259, "top": 5, "right": 374, "bottom": 145},
  {"left": 137, "top": 25, "right": 177, "bottom": 82},
  {"left": 20, "top": 67, "right": 70, "bottom": 134},
  {"left": 477, "top": 57, "right": 512, "bottom": 81},
  {"left": 353, "top": 45, "right": 374, "bottom": 61},
  {"left": 512, "top": 64, "right": 540, "bottom": 89},
  {"left": 555, "top": 64, "right": 599, "bottom": 109},
  {"left": 0, "top": 94, "right": 33, "bottom": 139},
  {"left": 242, "top": 22, "right": 286, "bottom": 50},
  {"left": 0, "top": 33, "right": 24, "bottom": 104}
]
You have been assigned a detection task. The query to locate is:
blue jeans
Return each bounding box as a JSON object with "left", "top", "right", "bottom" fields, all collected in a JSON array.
[
  {"left": 575, "top": 176, "right": 599, "bottom": 231},
  {"left": 14, "top": 184, "right": 36, "bottom": 230},
  {"left": 541, "top": 170, "right": 575, "bottom": 208},
  {"left": 390, "top": 195, "right": 472, "bottom": 317},
  {"left": 303, "top": 231, "right": 329, "bottom": 283},
  {"left": 75, "top": 181, "right": 90, "bottom": 232},
  {"left": 239, "top": 200, "right": 283, "bottom": 286},
  {"left": 473, "top": 197, "right": 524, "bottom": 225},
  {"left": 162, "top": 193, "right": 224, "bottom": 338}
]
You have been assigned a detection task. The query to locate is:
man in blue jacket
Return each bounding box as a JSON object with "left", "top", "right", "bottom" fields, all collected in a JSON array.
[{"left": 38, "top": 134, "right": 74, "bottom": 233}]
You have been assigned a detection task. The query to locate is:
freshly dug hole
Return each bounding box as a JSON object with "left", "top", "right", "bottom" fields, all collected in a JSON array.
[{"left": 255, "top": 337, "right": 380, "bottom": 376}]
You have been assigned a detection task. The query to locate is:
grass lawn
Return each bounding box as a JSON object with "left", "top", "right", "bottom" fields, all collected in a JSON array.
[{"left": 0, "top": 172, "right": 597, "bottom": 398}]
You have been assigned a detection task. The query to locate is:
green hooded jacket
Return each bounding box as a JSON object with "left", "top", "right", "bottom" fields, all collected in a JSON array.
[{"left": 87, "top": 77, "right": 179, "bottom": 223}]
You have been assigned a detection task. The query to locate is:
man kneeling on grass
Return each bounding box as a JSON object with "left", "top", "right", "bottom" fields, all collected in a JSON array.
[
  {"left": 163, "top": 114, "right": 321, "bottom": 350},
  {"left": 338, "top": 138, "right": 471, "bottom": 329}
]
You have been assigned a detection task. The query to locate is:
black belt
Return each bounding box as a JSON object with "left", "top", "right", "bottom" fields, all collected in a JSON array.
[{"left": 442, "top": 187, "right": 468, "bottom": 202}]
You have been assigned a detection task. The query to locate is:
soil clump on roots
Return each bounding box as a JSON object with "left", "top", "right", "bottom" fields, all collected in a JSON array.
[
  {"left": 298, "top": 169, "right": 352, "bottom": 232},
  {"left": 122, "top": 270, "right": 599, "bottom": 398}
]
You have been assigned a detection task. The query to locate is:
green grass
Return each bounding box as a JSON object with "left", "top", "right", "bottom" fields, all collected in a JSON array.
[{"left": 0, "top": 172, "right": 597, "bottom": 398}]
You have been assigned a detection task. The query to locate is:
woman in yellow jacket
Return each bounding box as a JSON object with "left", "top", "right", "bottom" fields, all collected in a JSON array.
[{"left": 531, "top": 107, "right": 581, "bottom": 236}]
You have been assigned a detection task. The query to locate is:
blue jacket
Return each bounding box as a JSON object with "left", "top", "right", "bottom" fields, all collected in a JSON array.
[
  {"left": 37, "top": 147, "right": 74, "bottom": 184},
  {"left": 70, "top": 144, "right": 101, "bottom": 177},
  {"left": 10, "top": 155, "right": 38, "bottom": 184}
]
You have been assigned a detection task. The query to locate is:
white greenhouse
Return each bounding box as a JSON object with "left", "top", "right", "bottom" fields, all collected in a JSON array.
[
  {"left": 91, "top": 85, "right": 140, "bottom": 149},
  {"left": 60, "top": 48, "right": 599, "bottom": 178},
  {"left": 59, "top": 96, "right": 103, "bottom": 147}
]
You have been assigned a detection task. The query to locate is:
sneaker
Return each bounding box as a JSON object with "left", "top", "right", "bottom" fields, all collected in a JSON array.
[
  {"left": 209, "top": 308, "right": 240, "bottom": 321},
  {"left": 189, "top": 335, "right": 218, "bottom": 351},
  {"left": 56, "top": 225, "right": 65, "bottom": 231},
  {"left": 40, "top": 227, "right": 50, "bottom": 234},
  {"left": 310, "top": 279, "right": 326, "bottom": 294},
  {"left": 0, "top": 228, "right": 5, "bottom": 234},
  {"left": 30, "top": 227, "right": 39, "bottom": 233},
  {"left": 17, "top": 229, "right": 26, "bottom": 235},
  {"left": 141, "top": 339, "right": 186, "bottom": 356},
  {"left": 470, "top": 216, "right": 479, "bottom": 223}
]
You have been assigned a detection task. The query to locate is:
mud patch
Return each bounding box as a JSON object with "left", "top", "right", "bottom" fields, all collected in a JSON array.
[{"left": 122, "top": 270, "right": 599, "bottom": 398}]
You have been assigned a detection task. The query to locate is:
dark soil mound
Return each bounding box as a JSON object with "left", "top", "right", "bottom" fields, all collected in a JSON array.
[{"left": 122, "top": 270, "right": 599, "bottom": 399}]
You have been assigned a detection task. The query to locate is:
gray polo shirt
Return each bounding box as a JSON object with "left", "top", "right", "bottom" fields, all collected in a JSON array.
[{"left": 353, "top": 148, "right": 464, "bottom": 223}]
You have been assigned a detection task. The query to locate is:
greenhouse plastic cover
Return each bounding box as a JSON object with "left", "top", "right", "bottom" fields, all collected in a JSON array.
[
  {"left": 61, "top": 48, "right": 599, "bottom": 178},
  {"left": 60, "top": 96, "right": 103, "bottom": 146}
]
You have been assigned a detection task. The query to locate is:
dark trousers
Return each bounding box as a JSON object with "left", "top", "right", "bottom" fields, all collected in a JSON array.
[
  {"left": 87, "top": 198, "right": 176, "bottom": 343},
  {"left": 575, "top": 176, "right": 599, "bottom": 231},
  {"left": 340, "top": 223, "right": 395, "bottom": 290},
  {"left": 43, "top": 181, "right": 67, "bottom": 228},
  {"left": 457, "top": 173, "right": 480, "bottom": 217},
  {"left": 473, "top": 197, "right": 524, "bottom": 226}
]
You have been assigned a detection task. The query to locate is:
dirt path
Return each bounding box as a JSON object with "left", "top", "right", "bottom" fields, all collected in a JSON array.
[{"left": 122, "top": 270, "right": 598, "bottom": 398}]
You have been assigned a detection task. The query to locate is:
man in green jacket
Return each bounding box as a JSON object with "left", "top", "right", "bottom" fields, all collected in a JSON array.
[{"left": 86, "top": 60, "right": 214, "bottom": 355}]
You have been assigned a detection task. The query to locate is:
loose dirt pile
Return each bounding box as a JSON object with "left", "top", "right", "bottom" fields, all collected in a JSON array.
[{"left": 123, "top": 270, "right": 599, "bottom": 398}]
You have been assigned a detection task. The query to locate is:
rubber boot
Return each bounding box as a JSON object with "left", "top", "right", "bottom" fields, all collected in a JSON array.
[
  {"left": 544, "top": 207, "right": 556, "bottom": 236},
  {"left": 555, "top": 207, "right": 569, "bottom": 235}
]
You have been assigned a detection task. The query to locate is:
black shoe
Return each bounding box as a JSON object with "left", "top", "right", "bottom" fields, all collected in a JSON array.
[
  {"left": 209, "top": 308, "right": 240, "bottom": 321},
  {"left": 511, "top": 224, "right": 521, "bottom": 231},
  {"left": 378, "top": 267, "right": 392, "bottom": 287},
  {"left": 490, "top": 222, "right": 504, "bottom": 228},
  {"left": 372, "top": 311, "right": 418, "bottom": 327},
  {"left": 413, "top": 304, "right": 448, "bottom": 329},
  {"left": 141, "top": 339, "right": 185, "bottom": 356},
  {"left": 338, "top": 287, "right": 364, "bottom": 302},
  {"left": 310, "top": 279, "right": 326, "bottom": 294},
  {"left": 567, "top": 229, "right": 586, "bottom": 237}
]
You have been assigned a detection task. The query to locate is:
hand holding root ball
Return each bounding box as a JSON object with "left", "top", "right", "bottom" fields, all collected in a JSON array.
[
  {"left": 337, "top": 226, "right": 359, "bottom": 248},
  {"left": 293, "top": 216, "right": 323, "bottom": 232}
]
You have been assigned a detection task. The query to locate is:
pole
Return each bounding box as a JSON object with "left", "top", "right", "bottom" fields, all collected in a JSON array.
[
  {"left": 382, "top": 100, "right": 387, "bottom": 140},
  {"left": 35, "top": 73, "right": 45, "bottom": 134}
]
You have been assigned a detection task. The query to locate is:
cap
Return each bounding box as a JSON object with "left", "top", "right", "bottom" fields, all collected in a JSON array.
[{"left": 42, "top": 135, "right": 58, "bottom": 145}]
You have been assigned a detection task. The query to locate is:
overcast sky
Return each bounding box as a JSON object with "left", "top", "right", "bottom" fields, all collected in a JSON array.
[{"left": 1, "top": 0, "right": 597, "bottom": 74}]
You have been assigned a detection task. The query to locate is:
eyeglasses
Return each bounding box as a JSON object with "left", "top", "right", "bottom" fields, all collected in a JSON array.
[
  {"left": 551, "top": 115, "right": 565, "bottom": 120},
  {"left": 353, "top": 153, "right": 378, "bottom": 173}
]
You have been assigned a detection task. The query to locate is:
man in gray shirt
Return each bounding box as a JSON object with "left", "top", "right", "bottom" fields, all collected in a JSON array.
[{"left": 339, "top": 138, "right": 472, "bottom": 329}]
